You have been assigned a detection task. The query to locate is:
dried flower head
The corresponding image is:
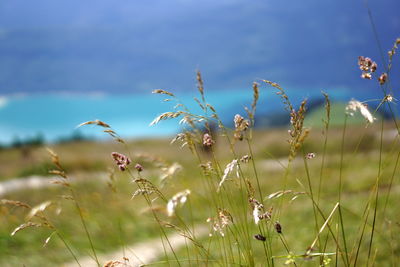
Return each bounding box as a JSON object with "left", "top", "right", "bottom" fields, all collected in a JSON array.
[
  {"left": 378, "top": 73, "right": 387, "bottom": 85},
  {"left": 361, "top": 72, "right": 372, "bottom": 80},
  {"left": 249, "top": 197, "right": 271, "bottom": 225},
  {"left": 135, "top": 163, "right": 143, "bottom": 172},
  {"left": 306, "top": 152, "right": 316, "bottom": 159},
  {"left": 240, "top": 155, "right": 251, "bottom": 163},
  {"left": 384, "top": 94, "right": 394, "bottom": 102},
  {"left": 370, "top": 62, "right": 377, "bottom": 72},
  {"left": 249, "top": 197, "right": 264, "bottom": 224},
  {"left": 111, "top": 152, "right": 131, "bottom": 171},
  {"left": 388, "top": 38, "right": 400, "bottom": 62},
  {"left": 288, "top": 100, "right": 309, "bottom": 160},
  {"left": 358, "top": 56, "right": 378, "bottom": 80},
  {"left": 254, "top": 234, "right": 266, "bottom": 241},
  {"left": 103, "top": 260, "right": 125, "bottom": 267},
  {"left": 233, "top": 114, "right": 250, "bottom": 140},
  {"left": 167, "top": 189, "right": 191, "bottom": 216},
  {"left": 358, "top": 56, "right": 376, "bottom": 72},
  {"left": 203, "top": 133, "right": 215, "bottom": 147},
  {"left": 207, "top": 209, "right": 233, "bottom": 237},
  {"left": 218, "top": 209, "right": 233, "bottom": 227},
  {"left": 346, "top": 100, "right": 375, "bottom": 123},
  {"left": 275, "top": 221, "right": 282, "bottom": 234},
  {"left": 152, "top": 89, "right": 174, "bottom": 97}
]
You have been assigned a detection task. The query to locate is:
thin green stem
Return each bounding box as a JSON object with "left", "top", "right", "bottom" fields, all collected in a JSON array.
[
  {"left": 70, "top": 190, "right": 100, "bottom": 267},
  {"left": 56, "top": 231, "right": 81, "bottom": 267}
]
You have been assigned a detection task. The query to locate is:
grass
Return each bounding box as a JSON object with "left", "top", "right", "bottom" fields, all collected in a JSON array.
[
  {"left": 1, "top": 34, "right": 399, "bottom": 267},
  {"left": 0, "top": 113, "right": 399, "bottom": 266}
]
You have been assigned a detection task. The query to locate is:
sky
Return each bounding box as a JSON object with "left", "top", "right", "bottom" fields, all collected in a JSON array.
[{"left": 0, "top": 0, "right": 399, "bottom": 95}]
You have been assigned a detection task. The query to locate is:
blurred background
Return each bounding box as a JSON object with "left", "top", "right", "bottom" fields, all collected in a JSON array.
[
  {"left": 0, "top": 0, "right": 399, "bottom": 145},
  {"left": 1, "top": 2, "right": 400, "bottom": 266}
]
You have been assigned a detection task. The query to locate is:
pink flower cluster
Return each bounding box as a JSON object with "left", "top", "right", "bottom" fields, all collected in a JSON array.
[
  {"left": 358, "top": 56, "right": 377, "bottom": 80},
  {"left": 111, "top": 152, "right": 131, "bottom": 171}
]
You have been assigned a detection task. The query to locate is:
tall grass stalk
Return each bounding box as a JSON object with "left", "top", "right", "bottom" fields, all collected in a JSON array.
[
  {"left": 366, "top": 117, "right": 385, "bottom": 264},
  {"left": 317, "top": 92, "right": 331, "bottom": 203}
]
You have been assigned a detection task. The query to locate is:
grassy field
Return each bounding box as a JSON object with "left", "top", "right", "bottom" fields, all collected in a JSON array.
[{"left": 1, "top": 107, "right": 399, "bottom": 266}]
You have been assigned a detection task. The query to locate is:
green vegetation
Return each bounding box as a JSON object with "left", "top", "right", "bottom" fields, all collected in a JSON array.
[
  {"left": 1, "top": 86, "right": 399, "bottom": 266},
  {"left": 1, "top": 36, "right": 399, "bottom": 267},
  {"left": 304, "top": 102, "right": 384, "bottom": 128}
]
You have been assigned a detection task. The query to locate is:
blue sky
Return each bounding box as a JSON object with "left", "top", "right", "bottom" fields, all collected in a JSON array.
[{"left": 0, "top": 0, "right": 399, "bottom": 95}]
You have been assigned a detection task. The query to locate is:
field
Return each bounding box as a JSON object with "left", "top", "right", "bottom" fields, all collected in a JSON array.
[{"left": 1, "top": 85, "right": 399, "bottom": 267}]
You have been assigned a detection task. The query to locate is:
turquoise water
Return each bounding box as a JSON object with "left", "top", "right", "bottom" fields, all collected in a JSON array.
[{"left": 0, "top": 87, "right": 366, "bottom": 144}]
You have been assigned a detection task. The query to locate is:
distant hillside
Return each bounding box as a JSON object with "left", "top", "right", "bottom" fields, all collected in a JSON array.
[{"left": 304, "top": 101, "right": 385, "bottom": 128}]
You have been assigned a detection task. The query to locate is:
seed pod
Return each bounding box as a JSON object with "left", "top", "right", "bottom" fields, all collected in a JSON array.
[
  {"left": 135, "top": 163, "right": 143, "bottom": 172},
  {"left": 254, "top": 234, "right": 266, "bottom": 241},
  {"left": 275, "top": 222, "right": 282, "bottom": 234}
]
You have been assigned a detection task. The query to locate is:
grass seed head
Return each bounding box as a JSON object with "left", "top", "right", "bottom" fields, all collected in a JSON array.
[
  {"left": 254, "top": 234, "right": 266, "bottom": 241},
  {"left": 77, "top": 119, "right": 110, "bottom": 128},
  {"left": 218, "top": 159, "right": 239, "bottom": 191},
  {"left": 207, "top": 209, "right": 233, "bottom": 237},
  {"left": 275, "top": 221, "right": 282, "bottom": 234},
  {"left": 152, "top": 89, "right": 174, "bottom": 97},
  {"left": 378, "top": 73, "right": 388, "bottom": 85},
  {"left": 234, "top": 114, "right": 249, "bottom": 141},
  {"left": 46, "top": 148, "right": 64, "bottom": 171},
  {"left": 249, "top": 197, "right": 265, "bottom": 224},
  {"left": 167, "top": 189, "right": 191, "bottom": 216},
  {"left": 1, "top": 199, "right": 31, "bottom": 209},
  {"left": 26, "top": 201, "right": 52, "bottom": 220},
  {"left": 150, "top": 112, "right": 182, "bottom": 126},
  {"left": 11, "top": 222, "right": 43, "bottom": 236},
  {"left": 196, "top": 70, "right": 204, "bottom": 97},
  {"left": 346, "top": 100, "right": 375, "bottom": 123}
]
